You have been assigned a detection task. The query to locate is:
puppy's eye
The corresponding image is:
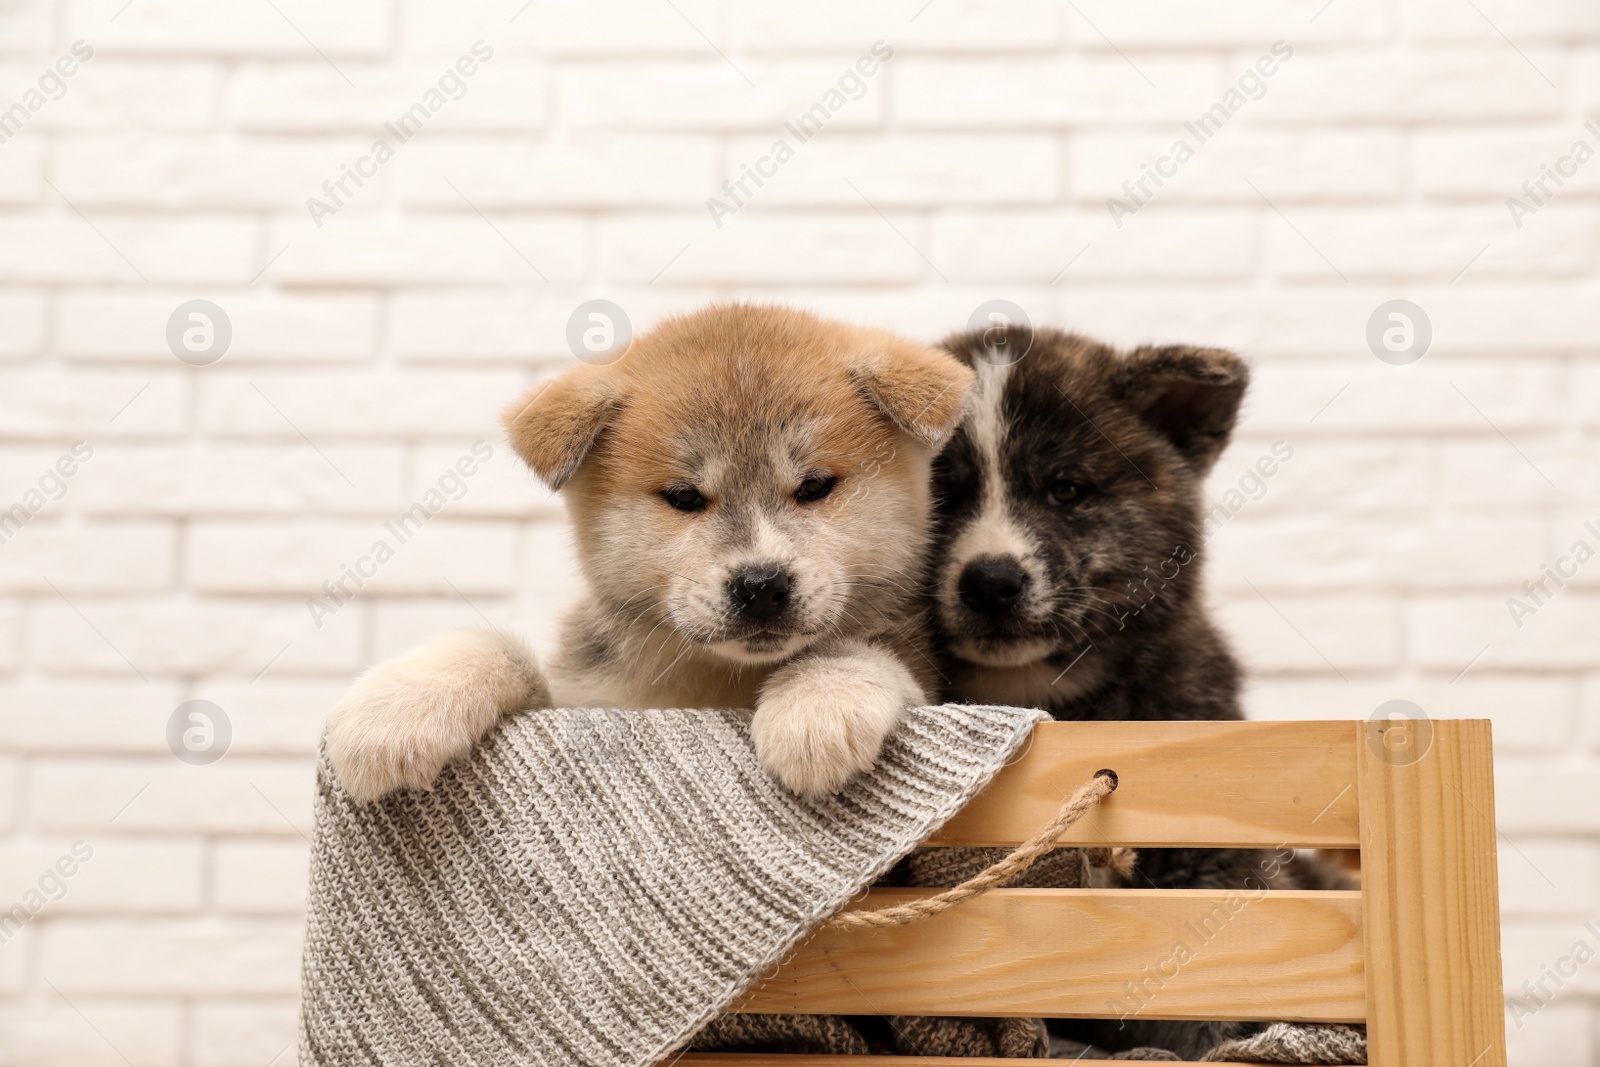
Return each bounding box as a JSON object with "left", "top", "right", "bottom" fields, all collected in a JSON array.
[
  {"left": 1045, "top": 480, "right": 1086, "bottom": 507},
  {"left": 662, "top": 484, "right": 707, "bottom": 512},
  {"left": 795, "top": 474, "right": 836, "bottom": 504}
]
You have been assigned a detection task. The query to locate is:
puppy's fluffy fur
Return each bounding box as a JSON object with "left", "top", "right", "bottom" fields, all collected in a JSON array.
[
  {"left": 932, "top": 326, "right": 1248, "bottom": 727},
  {"left": 930, "top": 326, "right": 1344, "bottom": 1058},
  {"left": 326, "top": 305, "right": 973, "bottom": 802}
]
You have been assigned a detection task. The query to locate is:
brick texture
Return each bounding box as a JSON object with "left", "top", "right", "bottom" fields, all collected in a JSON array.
[{"left": 0, "top": 1, "right": 1594, "bottom": 1063}]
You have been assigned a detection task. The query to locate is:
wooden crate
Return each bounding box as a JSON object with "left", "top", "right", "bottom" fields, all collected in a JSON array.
[{"left": 673, "top": 718, "right": 1507, "bottom": 1066}]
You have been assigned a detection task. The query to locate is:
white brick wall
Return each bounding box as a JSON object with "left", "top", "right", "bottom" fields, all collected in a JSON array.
[{"left": 0, "top": 0, "right": 1595, "bottom": 1061}]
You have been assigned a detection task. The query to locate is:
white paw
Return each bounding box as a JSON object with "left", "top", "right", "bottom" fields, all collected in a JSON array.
[
  {"left": 325, "top": 630, "right": 547, "bottom": 803},
  {"left": 752, "top": 655, "right": 915, "bottom": 798}
]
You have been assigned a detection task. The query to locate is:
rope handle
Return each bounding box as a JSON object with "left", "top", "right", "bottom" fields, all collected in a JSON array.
[{"left": 822, "top": 768, "right": 1121, "bottom": 931}]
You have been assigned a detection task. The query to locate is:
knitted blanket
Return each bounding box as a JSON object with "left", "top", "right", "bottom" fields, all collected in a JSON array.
[{"left": 296, "top": 703, "right": 1048, "bottom": 1066}]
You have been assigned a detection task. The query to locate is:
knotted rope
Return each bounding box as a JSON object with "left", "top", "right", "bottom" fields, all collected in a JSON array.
[{"left": 822, "top": 768, "right": 1121, "bottom": 931}]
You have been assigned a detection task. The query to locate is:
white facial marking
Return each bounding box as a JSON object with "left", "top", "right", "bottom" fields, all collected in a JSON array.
[
  {"left": 941, "top": 360, "right": 1051, "bottom": 645},
  {"left": 953, "top": 362, "right": 1036, "bottom": 562},
  {"left": 707, "top": 633, "right": 813, "bottom": 664},
  {"left": 950, "top": 635, "right": 1056, "bottom": 668}
]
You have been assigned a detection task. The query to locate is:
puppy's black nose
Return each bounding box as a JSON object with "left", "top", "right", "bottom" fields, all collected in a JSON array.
[
  {"left": 728, "top": 566, "right": 792, "bottom": 621},
  {"left": 958, "top": 557, "right": 1027, "bottom": 617}
]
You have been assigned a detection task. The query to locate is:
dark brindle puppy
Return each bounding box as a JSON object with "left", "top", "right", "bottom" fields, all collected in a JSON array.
[
  {"left": 929, "top": 325, "right": 1340, "bottom": 1057},
  {"left": 932, "top": 326, "right": 1245, "bottom": 731}
]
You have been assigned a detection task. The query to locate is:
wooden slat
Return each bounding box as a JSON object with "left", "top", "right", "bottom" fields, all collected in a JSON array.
[
  {"left": 673, "top": 1057, "right": 1268, "bottom": 1066},
  {"left": 1359, "top": 718, "right": 1507, "bottom": 1066},
  {"left": 927, "top": 720, "right": 1360, "bottom": 848},
  {"left": 734, "top": 888, "right": 1365, "bottom": 1023}
]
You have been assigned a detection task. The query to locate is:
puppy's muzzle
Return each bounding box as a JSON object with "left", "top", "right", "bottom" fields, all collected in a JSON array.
[
  {"left": 957, "top": 556, "right": 1028, "bottom": 618},
  {"left": 728, "top": 564, "right": 793, "bottom": 623}
]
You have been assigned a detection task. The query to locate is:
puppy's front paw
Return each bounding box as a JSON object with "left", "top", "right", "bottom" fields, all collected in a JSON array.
[
  {"left": 325, "top": 630, "right": 547, "bottom": 803},
  {"left": 326, "top": 684, "right": 456, "bottom": 803},
  {"left": 752, "top": 655, "right": 916, "bottom": 798}
]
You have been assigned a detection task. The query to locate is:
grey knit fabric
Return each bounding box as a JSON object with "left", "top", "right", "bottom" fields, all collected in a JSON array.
[
  {"left": 1049, "top": 1023, "right": 1363, "bottom": 1062},
  {"left": 296, "top": 703, "right": 1046, "bottom": 1067},
  {"left": 1047, "top": 1023, "right": 1367, "bottom": 1062},
  {"left": 696, "top": 1006, "right": 1054, "bottom": 1057},
  {"left": 1203, "top": 1023, "right": 1367, "bottom": 1063}
]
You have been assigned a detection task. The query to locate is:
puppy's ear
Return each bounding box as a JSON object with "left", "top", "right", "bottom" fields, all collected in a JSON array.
[
  {"left": 501, "top": 366, "right": 622, "bottom": 490},
  {"left": 853, "top": 335, "right": 976, "bottom": 447},
  {"left": 1115, "top": 345, "right": 1249, "bottom": 472}
]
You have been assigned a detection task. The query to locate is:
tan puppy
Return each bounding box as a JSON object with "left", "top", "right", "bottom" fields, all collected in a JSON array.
[{"left": 326, "top": 305, "right": 973, "bottom": 802}]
